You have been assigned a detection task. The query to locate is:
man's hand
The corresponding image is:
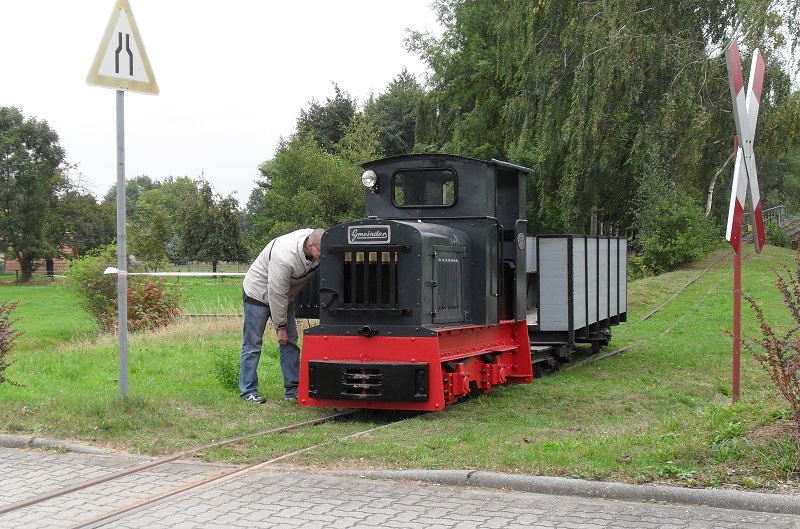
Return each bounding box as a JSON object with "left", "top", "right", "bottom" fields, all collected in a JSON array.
[{"left": 277, "top": 327, "right": 289, "bottom": 345}]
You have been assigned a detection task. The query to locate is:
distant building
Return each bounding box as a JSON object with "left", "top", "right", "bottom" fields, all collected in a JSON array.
[{"left": 3, "top": 246, "right": 74, "bottom": 276}]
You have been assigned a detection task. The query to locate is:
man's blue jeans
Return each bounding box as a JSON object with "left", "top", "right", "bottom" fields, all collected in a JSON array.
[{"left": 239, "top": 300, "right": 299, "bottom": 399}]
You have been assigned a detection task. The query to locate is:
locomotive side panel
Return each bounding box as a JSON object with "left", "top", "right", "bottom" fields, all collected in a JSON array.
[{"left": 435, "top": 219, "right": 497, "bottom": 325}]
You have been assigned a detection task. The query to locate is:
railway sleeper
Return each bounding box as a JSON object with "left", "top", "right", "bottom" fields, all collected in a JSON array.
[{"left": 530, "top": 344, "right": 573, "bottom": 378}]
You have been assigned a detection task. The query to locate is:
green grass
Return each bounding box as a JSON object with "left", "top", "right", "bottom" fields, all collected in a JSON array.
[
  {"left": 1, "top": 282, "right": 97, "bottom": 349},
  {"left": 1, "top": 247, "right": 798, "bottom": 491}
]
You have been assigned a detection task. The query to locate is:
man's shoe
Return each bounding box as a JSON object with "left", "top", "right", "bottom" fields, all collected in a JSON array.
[
  {"left": 283, "top": 395, "right": 297, "bottom": 401},
  {"left": 242, "top": 393, "right": 267, "bottom": 404}
]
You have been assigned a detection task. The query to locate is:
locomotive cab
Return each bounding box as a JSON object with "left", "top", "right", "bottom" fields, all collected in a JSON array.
[{"left": 360, "top": 154, "right": 530, "bottom": 326}]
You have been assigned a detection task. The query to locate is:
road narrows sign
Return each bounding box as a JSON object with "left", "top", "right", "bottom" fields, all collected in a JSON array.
[{"left": 87, "top": 0, "right": 158, "bottom": 95}]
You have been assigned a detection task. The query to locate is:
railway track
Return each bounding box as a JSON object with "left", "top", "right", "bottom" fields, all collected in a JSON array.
[
  {"left": 563, "top": 247, "right": 750, "bottom": 371},
  {"left": 1, "top": 410, "right": 417, "bottom": 528}
]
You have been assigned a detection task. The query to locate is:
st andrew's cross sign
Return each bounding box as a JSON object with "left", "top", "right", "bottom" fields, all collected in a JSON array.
[{"left": 725, "top": 40, "right": 765, "bottom": 254}]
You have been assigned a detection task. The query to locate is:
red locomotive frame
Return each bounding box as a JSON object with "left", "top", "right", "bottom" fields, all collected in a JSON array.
[{"left": 299, "top": 320, "right": 532, "bottom": 411}]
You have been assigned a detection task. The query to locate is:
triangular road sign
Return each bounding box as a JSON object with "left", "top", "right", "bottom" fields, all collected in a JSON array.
[{"left": 87, "top": 0, "right": 159, "bottom": 94}]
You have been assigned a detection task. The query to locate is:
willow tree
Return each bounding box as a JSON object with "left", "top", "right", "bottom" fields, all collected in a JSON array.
[{"left": 408, "top": 0, "right": 800, "bottom": 240}]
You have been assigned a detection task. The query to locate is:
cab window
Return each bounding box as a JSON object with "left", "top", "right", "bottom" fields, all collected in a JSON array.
[{"left": 393, "top": 169, "right": 456, "bottom": 207}]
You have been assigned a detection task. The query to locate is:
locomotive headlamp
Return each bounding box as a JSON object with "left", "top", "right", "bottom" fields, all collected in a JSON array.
[{"left": 361, "top": 170, "right": 378, "bottom": 188}]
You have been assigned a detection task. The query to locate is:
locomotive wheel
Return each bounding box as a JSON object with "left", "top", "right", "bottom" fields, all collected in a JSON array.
[{"left": 469, "top": 380, "right": 484, "bottom": 396}]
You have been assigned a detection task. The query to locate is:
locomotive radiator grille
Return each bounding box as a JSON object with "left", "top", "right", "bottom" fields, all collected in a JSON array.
[{"left": 342, "top": 250, "right": 399, "bottom": 308}]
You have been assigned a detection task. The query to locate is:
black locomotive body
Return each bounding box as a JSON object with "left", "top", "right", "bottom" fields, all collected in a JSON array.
[{"left": 297, "top": 154, "right": 626, "bottom": 411}]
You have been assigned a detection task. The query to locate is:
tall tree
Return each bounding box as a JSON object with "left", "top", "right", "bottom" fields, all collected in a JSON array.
[
  {"left": 336, "top": 113, "right": 382, "bottom": 165},
  {"left": 0, "top": 107, "right": 67, "bottom": 281},
  {"left": 52, "top": 190, "right": 115, "bottom": 258},
  {"left": 177, "top": 181, "right": 248, "bottom": 272},
  {"left": 249, "top": 135, "right": 364, "bottom": 244},
  {"left": 128, "top": 189, "right": 179, "bottom": 269},
  {"left": 101, "top": 174, "right": 162, "bottom": 217},
  {"left": 243, "top": 177, "right": 269, "bottom": 253},
  {"left": 161, "top": 175, "right": 199, "bottom": 203},
  {"left": 296, "top": 84, "right": 358, "bottom": 155},
  {"left": 364, "top": 68, "right": 424, "bottom": 156}
]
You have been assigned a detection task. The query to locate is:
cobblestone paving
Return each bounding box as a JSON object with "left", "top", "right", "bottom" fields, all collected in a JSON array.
[
  {"left": 2, "top": 447, "right": 799, "bottom": 528},
  {"left": 1, "top": 448, "right": 232, "bottom": 528}
]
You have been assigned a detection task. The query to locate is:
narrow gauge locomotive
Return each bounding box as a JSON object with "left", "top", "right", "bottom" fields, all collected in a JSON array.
[{"left": 296, "top": 154, "right": 627, "bottom": 411}]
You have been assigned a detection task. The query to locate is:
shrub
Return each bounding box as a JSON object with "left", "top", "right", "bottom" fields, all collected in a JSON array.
[
  {"left": 212, "top": 349, "right": 240, "bottom": 392},
  {"left": 627, "top": 252, "right": 654, "bottom": 281},
  {"left": 766, "top": 222, "right": 790, "bottom": 248},
  {"left": 632, "top": 174, "right": 719, "bottom": 274},
  {"left": 68, "top": 245, "right": 118, "bottom": 330},
  {"left": 69, "top": 244, "right": 182, "bottom": 332},
  {"left": 636, "top": 198, "right": 719, "bottom": 274},
  {"left": 741, "top": 250, "right": 800, "bottom": 438},
  {"left": 115, "top": 281, "right": 182, "bottom": 332},
  {"left": 0, "top": 300, "right": 24, "bottom": 387}
]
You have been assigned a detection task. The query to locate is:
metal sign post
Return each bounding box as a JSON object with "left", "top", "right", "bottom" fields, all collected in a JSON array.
[
  {"left": 725, "top": 40, "right": 765, "bottom": 403},
  {"left": 88, "top": 0, "right": 158, "bottom": 396},
  {"left": 115, "top": 91, "right": 128, "bottom": 395}
]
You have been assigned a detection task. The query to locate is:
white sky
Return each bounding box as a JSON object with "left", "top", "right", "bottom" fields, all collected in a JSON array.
[{"left": 1, "top": 1, "right": 441, "bottom": 203}]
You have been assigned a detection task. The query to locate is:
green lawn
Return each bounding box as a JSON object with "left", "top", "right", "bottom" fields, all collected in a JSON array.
[{"left": 0, "top": 246, "right": 798, "bottom": 492}]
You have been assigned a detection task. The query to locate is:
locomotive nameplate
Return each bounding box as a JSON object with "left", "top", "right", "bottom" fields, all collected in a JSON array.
[{"left": 348, "top": 225, "right": 391, "bottom": 244}]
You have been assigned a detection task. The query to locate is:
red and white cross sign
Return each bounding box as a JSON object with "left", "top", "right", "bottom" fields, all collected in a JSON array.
[{"left": 725, "top": 40, "right": 766, "bottom": 254}]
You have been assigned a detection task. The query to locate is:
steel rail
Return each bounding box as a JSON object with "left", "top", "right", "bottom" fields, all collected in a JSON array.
[
  {"left": 0, "top": 411, "right": 355, "bottom": 516},
  {"left": 72, "top": 414, "right": 420, "bottom": 529}
]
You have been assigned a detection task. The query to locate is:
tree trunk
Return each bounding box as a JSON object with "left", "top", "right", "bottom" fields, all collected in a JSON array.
[
  {"left": 706, "top": 150, "right": 735, "bottom": 218},
  {"left": 19, "top": 257, "right": 35, "bottom": 282}
]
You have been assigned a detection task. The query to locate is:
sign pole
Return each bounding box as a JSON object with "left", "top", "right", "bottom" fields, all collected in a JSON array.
[
  {"left": 732, "top": 249, "right": 741, "bottom": 402},
  {"left": 116, "top": 90, "right": 129, "bottom": 396}
]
